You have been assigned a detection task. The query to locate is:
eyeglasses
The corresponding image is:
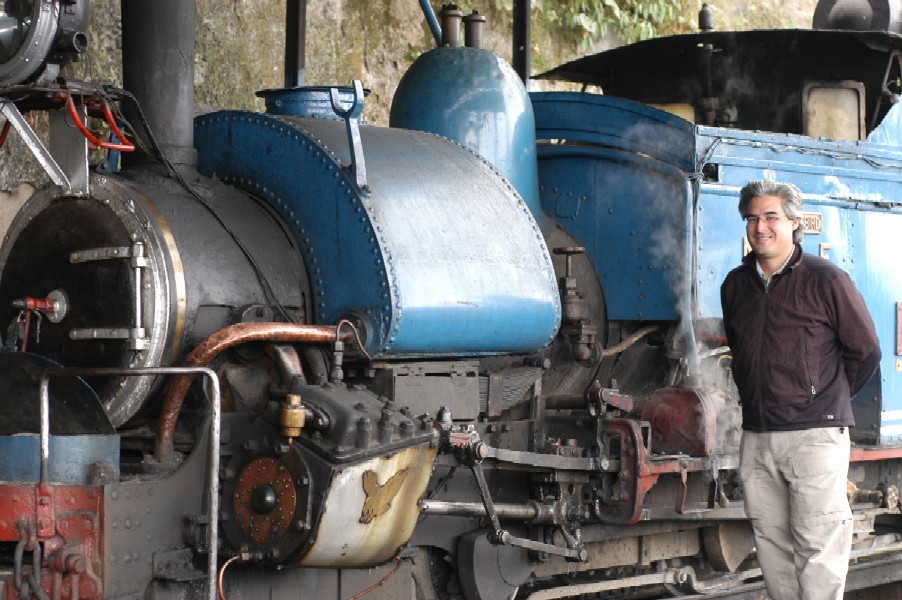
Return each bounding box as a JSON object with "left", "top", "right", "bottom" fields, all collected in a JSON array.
[{"left": 744, "top": 214, "right": 790, "bottom": 226}]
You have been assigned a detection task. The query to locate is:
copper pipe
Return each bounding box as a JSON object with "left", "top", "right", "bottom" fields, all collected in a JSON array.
[
  {"left": 600, "top": 325, "right": 660, "bottom": 357},
  {"left": 156, "top": 322, "right": 345, "bottom": 461}
]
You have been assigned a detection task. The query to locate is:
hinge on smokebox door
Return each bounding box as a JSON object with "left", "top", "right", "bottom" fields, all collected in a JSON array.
[{"left": 68, "top": 242, "right": 149, "bottom": 350}]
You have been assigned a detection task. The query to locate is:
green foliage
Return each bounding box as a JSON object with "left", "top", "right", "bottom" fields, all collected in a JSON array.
[{"left": 518, "top": 0, "right": 689, "bottom": 46}]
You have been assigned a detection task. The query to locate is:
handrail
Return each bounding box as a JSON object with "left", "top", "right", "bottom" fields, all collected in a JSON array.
[{"left": 40, "top": 366, "right": 221, "bottom": 600}]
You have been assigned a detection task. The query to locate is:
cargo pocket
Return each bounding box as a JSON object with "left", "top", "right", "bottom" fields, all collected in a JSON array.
[
  {"left": 789, "top": 429, "right": 851, "bottom": 518},
  {"left": 793, "top": 509, "right": 851, "bottom": 529}
]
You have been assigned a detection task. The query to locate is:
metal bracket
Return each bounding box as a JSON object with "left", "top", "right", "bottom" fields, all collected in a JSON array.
[
  {"left": 330, "top": 80, "right": 367, "bottom": 192},
  {"left": 0, "top": 100, "right": 71, "bottom": 191},
  {"left": 70, "top": 245, "right": 141, "bottom": 263},
  {"left": 479, "top": 443, "right": 606, "bottom": 471},
  {"left": 69, "top": 327, "right": 148, "bottom": 350}
]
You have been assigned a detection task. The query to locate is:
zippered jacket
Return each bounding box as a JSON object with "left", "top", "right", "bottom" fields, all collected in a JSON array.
[{"left": 721, "top": 245, "right": 881, "bottom": 432}]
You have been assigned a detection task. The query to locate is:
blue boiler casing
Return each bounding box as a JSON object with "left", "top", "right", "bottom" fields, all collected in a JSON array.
[
  {"left": 389, "top": 46, "right": 546, "bottom": 231},
  {"left": 194, "top": 110, "right": 560, "bottom": 358},
  {"left": 532, "top": 91, "right": 902, "bottom": 443}
]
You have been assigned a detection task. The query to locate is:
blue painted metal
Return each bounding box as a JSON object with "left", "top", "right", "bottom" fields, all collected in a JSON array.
[
  {"left": 532, "top": 91, "right": 902, "bottom": 440},
  {"left": 195, "top": 110, "right": 560, "bottom": 358},
  {"left": 256, "top": 86, "right": 368, "bottom": 120},
  {"left": 390, "top": 47, "right": 548, "bottom": 232},
  {"left": 533, "top": 92, "right": 696, "bottom": 322},
  {"left": 418, "top": 0, "right": 442, "bottom": 47},
  {"left": 0, "top": 434, "right": 119, "bottom": 484}
]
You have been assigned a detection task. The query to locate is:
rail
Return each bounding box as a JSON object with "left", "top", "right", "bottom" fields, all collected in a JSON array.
[{"left": 40, "top": 366, "right": 222, "bottom": 600}]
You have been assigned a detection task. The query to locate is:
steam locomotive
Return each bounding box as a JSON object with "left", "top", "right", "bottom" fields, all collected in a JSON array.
[{"left": 0, "top": 0, "right": 900, "bottom": 598}]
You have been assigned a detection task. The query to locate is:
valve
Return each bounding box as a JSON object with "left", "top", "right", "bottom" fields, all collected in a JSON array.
[
  {"left": 11, "top": 289, "right": 69, "bottom": 323},
  {"left": 329, "top": 340, "right": 344, "bottom": 382},
  {"left": 553, "top": 247, "right": 597, "bottom": 362},
  {"left": 7, "top": 290, "right": 69, "bottom": 352},
  {"left": 279, "top": 393, "right": 306, "bottom": 444}
]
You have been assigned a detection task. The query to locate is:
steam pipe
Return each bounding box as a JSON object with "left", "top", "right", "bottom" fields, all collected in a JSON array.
[
  {"left": 419, "top": 0, "right": 442, "bottom": 47},
  {"left": 681, "top": 179, "right": 701, "bottom": 381},
  {"left": 512, "top": 0, "right": 531, "bottom": 84},
  {"left": 285, "top": 0, "right": 308, "bottom": 87},
  {"left": 264, "top": 344, "right": 306, "bottom": 387},
  {"left": 601, "top": 325, "right": 660, "bottom": 357},
  {"left": 301, "top": 345, "right": 329, "bottom": 384},
  {"left": 156, "top": 323, "right": 349, "bottom": 461},
  {"left": 121, "top": 0, "right": 197, "bottom": 165}
]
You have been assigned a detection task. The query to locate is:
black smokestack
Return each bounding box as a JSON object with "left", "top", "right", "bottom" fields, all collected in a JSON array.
[{"left": 121, "top": 0, "right": 197, "bottom": 165}]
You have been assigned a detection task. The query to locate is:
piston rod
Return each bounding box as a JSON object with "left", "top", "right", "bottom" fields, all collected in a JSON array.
[{"left": 420, "top": 500, "right": 540, "bottom": 520}]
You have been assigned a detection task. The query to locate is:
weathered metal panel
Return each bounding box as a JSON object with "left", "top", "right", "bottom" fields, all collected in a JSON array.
[
  {"left": 299, "top": 444, "right": 437, "bottom": 567},
  {"left": 0, "top": 435, "right": 119, "bottom": 484},
  {"left": 195, "top": 111, "right": 561, "bottom": 357}
]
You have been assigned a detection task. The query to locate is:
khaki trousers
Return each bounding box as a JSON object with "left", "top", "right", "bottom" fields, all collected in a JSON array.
[{"left": 739, "top": 428, "right": 853, "bottom": 600}]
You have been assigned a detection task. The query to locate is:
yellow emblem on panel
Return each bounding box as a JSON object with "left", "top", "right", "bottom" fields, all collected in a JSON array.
[{"left": 359, "top": 468, "right": 410, "bottom": 524}]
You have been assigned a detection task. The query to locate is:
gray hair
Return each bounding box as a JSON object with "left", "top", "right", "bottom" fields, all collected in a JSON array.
[{"left": 738, "top": 180, "right": 804, "bottom": 244}]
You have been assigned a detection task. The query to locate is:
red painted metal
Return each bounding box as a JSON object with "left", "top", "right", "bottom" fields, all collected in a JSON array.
[
  {"left": 597, "top": 415, "right": 725, "bottom": 525},
  {"left": 0, "top": 484, "right": 104, "bottom": 599},
  {"left": 0, "top": 120, "right": 10, "bottom": 148},
  {"left": 12, "top": 296, "right": 58, "bottom": 313},
  {"left": 850, "top": 446, "right": 902, "bottom": 462},
  {"left": 597, "top": 419, "right": 649, "bottom": 524},
  {"left": 594, "top": 419, "right": 717, "bottom": 524},
  {"left": 641, "top": 387, "right": 717, "bottom": 456}
]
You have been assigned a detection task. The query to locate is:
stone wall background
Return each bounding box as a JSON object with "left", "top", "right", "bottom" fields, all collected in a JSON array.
[{"left": 1, "top": 0, "right": 818, "bottom": 195}]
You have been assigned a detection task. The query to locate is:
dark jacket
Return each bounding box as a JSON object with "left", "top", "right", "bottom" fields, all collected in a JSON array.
[{"left": 721, "top": 245, "right": 881, "bottom": 432}]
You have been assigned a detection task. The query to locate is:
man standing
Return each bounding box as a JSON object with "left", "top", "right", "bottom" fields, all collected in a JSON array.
[{"left": 720, "top": 180, "right": 881, "bottom": 599}]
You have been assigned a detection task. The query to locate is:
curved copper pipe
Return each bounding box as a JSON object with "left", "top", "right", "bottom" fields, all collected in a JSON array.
[
  {"left": 600, "top": 325, "right": 660, "bottom": 357},
  {"left": 156, "top": 323, "right": 346, "bottom": 461}
]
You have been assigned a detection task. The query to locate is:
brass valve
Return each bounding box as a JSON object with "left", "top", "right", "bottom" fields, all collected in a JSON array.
[{"left": 280, "top": 393, "right": 306, "bottom": 443}]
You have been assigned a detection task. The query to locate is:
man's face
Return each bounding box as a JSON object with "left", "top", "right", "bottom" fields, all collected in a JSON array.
[{"left": 745, "top": 194, "right": 799, "bottom": 262}]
